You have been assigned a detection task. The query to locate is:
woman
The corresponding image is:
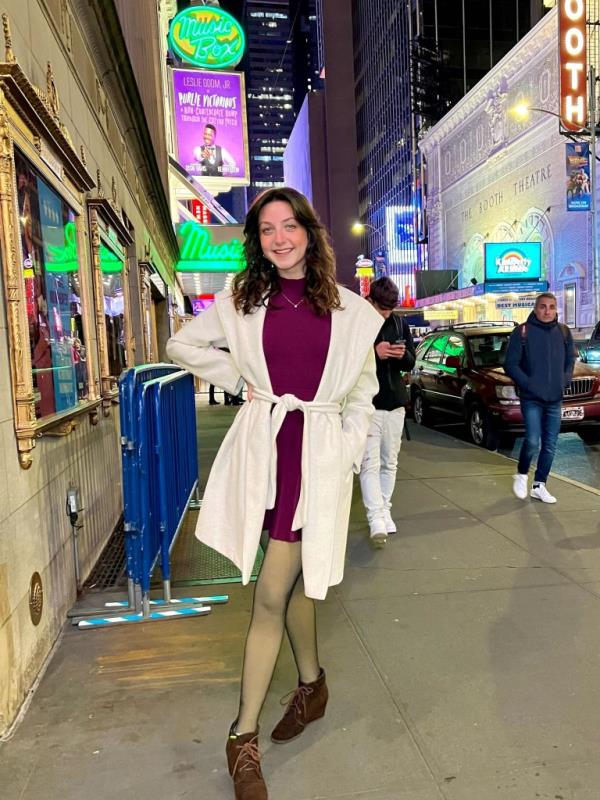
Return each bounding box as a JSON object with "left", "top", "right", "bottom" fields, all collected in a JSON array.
[{"left": 166, "top": 188, "right": 381, "bottom": 800}]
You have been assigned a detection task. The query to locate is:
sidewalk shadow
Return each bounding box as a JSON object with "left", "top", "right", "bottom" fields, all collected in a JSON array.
[{"left": 487, "top": 498, "right": 592, "bottom": 786}]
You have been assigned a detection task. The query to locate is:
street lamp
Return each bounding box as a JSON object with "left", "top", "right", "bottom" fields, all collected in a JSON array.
[
  {"left": 351, "top": 220, "right": 385, "bottom": 241},
  {"left": 351, "top": 221, "right": 387, "bottom": 276},
  {"left": 510, "top": 71, "right": 600, "bottom": 323}
]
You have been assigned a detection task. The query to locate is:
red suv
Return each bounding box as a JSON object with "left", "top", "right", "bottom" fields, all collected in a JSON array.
[{"left": 410, "top": 322, "right": 600, "bottom": 448}]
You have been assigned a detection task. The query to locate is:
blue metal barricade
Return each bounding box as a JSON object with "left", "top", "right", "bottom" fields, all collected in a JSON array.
[
  {"left": 152, "top": 372, "right": 199, "bottom": 590},
  {"left": 71, "top": 365, "right": 228, "bottom": 628},
  {"left": 119, "top": 364, "right": 181, "bottom": 604}
]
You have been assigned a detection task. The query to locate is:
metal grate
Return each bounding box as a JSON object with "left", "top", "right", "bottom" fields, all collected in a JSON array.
[
  {"left": 83, "top": 519, "right": 126, "bottom": 591},
  {"left": 162, "top": 510, "right": 263, "bottom": 586},
  {"left": 564, "top": 377, "right": 594, "bottom": 397}
]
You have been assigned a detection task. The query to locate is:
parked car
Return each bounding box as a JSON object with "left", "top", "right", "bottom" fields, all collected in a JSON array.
[
  {"left": 410, "top": 322, "right": 600, "bottom": 449},
  {"left": 578, "top": 321, "right": 600, "bottom": 366}
]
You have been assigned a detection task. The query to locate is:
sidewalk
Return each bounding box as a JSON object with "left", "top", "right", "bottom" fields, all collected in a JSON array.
[{"left": 3, "top": 415, "right": 600, "bottom": 800}]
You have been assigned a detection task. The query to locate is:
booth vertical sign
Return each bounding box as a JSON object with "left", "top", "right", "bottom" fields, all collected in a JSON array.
[{"left": 559, "top": 0, "right": 587, "bottom": 133}]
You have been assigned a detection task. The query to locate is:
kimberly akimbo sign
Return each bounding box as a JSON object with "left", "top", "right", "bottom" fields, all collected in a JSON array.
[{"left": 171, "top": 68, "right": 249, "bottom": 187}]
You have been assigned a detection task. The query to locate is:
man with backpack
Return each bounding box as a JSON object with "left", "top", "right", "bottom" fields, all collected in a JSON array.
[{"left": 505, "top": 292, "right": 575, "bottom": 504}]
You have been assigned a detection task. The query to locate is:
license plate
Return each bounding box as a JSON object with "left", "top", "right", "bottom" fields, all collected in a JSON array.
[{"left": 562, "top": 406, "right": 585, "bottom": 421}]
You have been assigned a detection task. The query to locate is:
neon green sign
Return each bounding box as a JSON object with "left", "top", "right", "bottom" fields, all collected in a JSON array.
[
  {"left": 45, "top": 221, "right": 78, "bottom": 273},
  {"left": 100, "top": 243, "right": 124, "bottom": 274},
  {"left": 168, "top": 7, "right": 245, "bottom": 70},
  {"left": 176, "top": 221, "right": 245, "bottom": 273}
]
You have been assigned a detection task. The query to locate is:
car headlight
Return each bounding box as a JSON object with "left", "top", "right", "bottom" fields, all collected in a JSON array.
[{"left": 495, "top": 385, "right": 518, "bottom": 400}]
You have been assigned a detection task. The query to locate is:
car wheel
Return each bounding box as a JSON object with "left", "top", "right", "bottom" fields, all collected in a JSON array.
[
  {"left": 577, "top": 428, "right": 600, "bottom": 445},
  {"left": 412, "top": 391, "right": 428, "bottom": 426},
  {"left": 467, "top": 403, "right": 498, "bottom": 450}
]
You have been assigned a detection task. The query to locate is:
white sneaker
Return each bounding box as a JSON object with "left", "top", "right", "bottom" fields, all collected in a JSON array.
[
  {"left": 512, "top": 473, "right": 528, "bottom": 500},
  {"left": 530, "top": 483, "right": 557, "bottom": 504},
  {"left": 370, "top": 531, "right": 388, "bottom": 549},
  {"left": 383, "top": 513, "right": 397, "bottom": 534}
]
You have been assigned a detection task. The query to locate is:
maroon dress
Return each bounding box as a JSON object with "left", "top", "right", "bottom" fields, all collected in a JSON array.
[{"left": 262, "top": 276, "right": 332, "bottom": 541}]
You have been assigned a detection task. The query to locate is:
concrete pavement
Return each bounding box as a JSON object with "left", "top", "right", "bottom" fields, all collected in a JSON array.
[{"left": 2, "top": 414, "right": 600, "bottom": 800}]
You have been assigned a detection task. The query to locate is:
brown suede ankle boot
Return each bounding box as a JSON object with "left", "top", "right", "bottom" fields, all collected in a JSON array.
[
  {"left": 271, "top": 668, "right": 328, "bottom": 743},
  {"left": 225, "top": 726, "right": 268, "bottom": 800}
]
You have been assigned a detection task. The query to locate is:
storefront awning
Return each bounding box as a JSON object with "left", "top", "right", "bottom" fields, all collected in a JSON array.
[{"left": 415, "top": 281, "right": 549, "bottom": 309}]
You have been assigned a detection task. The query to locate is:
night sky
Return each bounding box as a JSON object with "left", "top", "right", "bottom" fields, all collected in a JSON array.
[
  {"left": 220, "top": 0, "right": 244, "bottom": 17},
  {"left": 177, "top": 1, "right": 244, "bottom": 19}
]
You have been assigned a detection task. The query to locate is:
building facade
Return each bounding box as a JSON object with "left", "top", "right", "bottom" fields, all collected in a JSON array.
[
  {"left": 0, "top": 0, "right": 178, "bottom": 735},
  {"left": 351, "top": 0, "right": 551, "bottom": 300},
  {"left": 419, "top": 8, "right": 596, "bottom": 330}
]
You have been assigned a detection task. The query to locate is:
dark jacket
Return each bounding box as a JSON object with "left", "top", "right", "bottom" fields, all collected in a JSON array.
[
  {"left": 504, "top": 312, "right": 575, "bottom": 403},
  {"left": 372, "top": 314, "right": 416, "bottom": 410}
]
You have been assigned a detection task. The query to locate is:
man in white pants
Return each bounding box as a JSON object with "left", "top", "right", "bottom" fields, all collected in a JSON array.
[{"left": 360, "top": 278, "right": 416, "bottom": 548}]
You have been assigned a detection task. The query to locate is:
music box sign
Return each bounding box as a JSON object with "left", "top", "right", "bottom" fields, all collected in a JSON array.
[
  {"left": 484, "top": 242, "right": 542, "bottom": 282},
  {"left": 168, "top": 6, "right": 246, "bottom": 70},
  {"left": 175, "top": 222, "right": 245, "bottom": 273}
]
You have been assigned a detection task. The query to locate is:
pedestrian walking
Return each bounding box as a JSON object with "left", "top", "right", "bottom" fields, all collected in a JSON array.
[
  {"left": 504, "top": 292, "right": 575, "bottom": 504},
  {"left": 166, "top": 187, "right": 381, "bottom": 800},
  {"left": 359, "top": 277, "right": 415, "bottom": 547}
]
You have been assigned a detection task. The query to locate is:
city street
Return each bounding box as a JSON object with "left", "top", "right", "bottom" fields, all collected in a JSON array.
[
  {"left": 501, "top": 431, "right": 600, "bottom": 490},
  {"left": 431, "top": 420, "right": 600, "bottom": 490},
  {"left": 4, "top": 419, "right": 600, "bottom": 800}
]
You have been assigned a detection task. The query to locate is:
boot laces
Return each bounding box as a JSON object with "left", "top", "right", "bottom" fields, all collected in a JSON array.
[
  {"left": 280, "top": 683, "right": 313, "bottom": 718},
  {"left": 232, "top": 737, "right": 262, "bottom": 778}
]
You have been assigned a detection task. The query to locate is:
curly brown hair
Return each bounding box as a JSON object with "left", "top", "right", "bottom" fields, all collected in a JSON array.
[{"left": 231, "top": 187, "right": 341, "bottom": 315}]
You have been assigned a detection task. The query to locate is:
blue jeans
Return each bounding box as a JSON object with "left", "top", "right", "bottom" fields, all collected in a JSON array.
[{"left": 517, "top": 399, "right": 562, "bottom": 483}]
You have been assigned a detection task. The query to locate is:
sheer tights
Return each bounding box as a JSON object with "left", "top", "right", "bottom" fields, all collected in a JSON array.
[{"left": 235, "top": 538, "right": 321, "bottom": 735}]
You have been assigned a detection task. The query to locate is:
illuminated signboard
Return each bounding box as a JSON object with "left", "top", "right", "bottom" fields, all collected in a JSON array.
[
  {"left": 385, "top": 205, "right": 417, "bottom": 265},
  {"left": 426, "top": 309, "right": 459, "bottom": 320},
  {"left": 99, "top": 243, "right": 125, "bottom": 274},
  {"left": 559, "top": 0, "right": 587, "bottom": 133},
  {"left": 192, "top": 295, "right": 215, "bottom": 315},
  {"left": 168, "top": 6, "right": 245, "bottom": 70},
  {"left": 176, "top": 222, "right": 245, "bottom": 273},
  {"left": 484, "top": 242, "right": 542, "bottom": 282},
  {"left": 171, "top": 68, "right": 250, "bottom": 187},
  {"left": 45, "top": 221, "right": 78, "bottom": 273}
]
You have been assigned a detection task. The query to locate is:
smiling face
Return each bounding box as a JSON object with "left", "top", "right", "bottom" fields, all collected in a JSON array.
[
  {"left": 534, "top": 294, "right": 558, "bottom": 324},
  {"left": 258, "top": 200, "right": 309, "bottom": 279},
  {"left": 203, "top": 126, "right": 216, "bottom": 145}
]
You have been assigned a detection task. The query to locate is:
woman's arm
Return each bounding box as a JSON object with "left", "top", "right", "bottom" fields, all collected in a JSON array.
[{"left": 166, "top": 303, "right": 244, "bottom": 395}]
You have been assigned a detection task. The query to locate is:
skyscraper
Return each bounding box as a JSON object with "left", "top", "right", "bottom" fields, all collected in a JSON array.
[
  {"left": 243, "top": 0, "right": 322, "bottom": 199},
  {"left": 244, "top": 0, "right": 295, "bottom": 198},
  {"left": 290, "top": 0, "right": 323, "bottom": 112}
]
